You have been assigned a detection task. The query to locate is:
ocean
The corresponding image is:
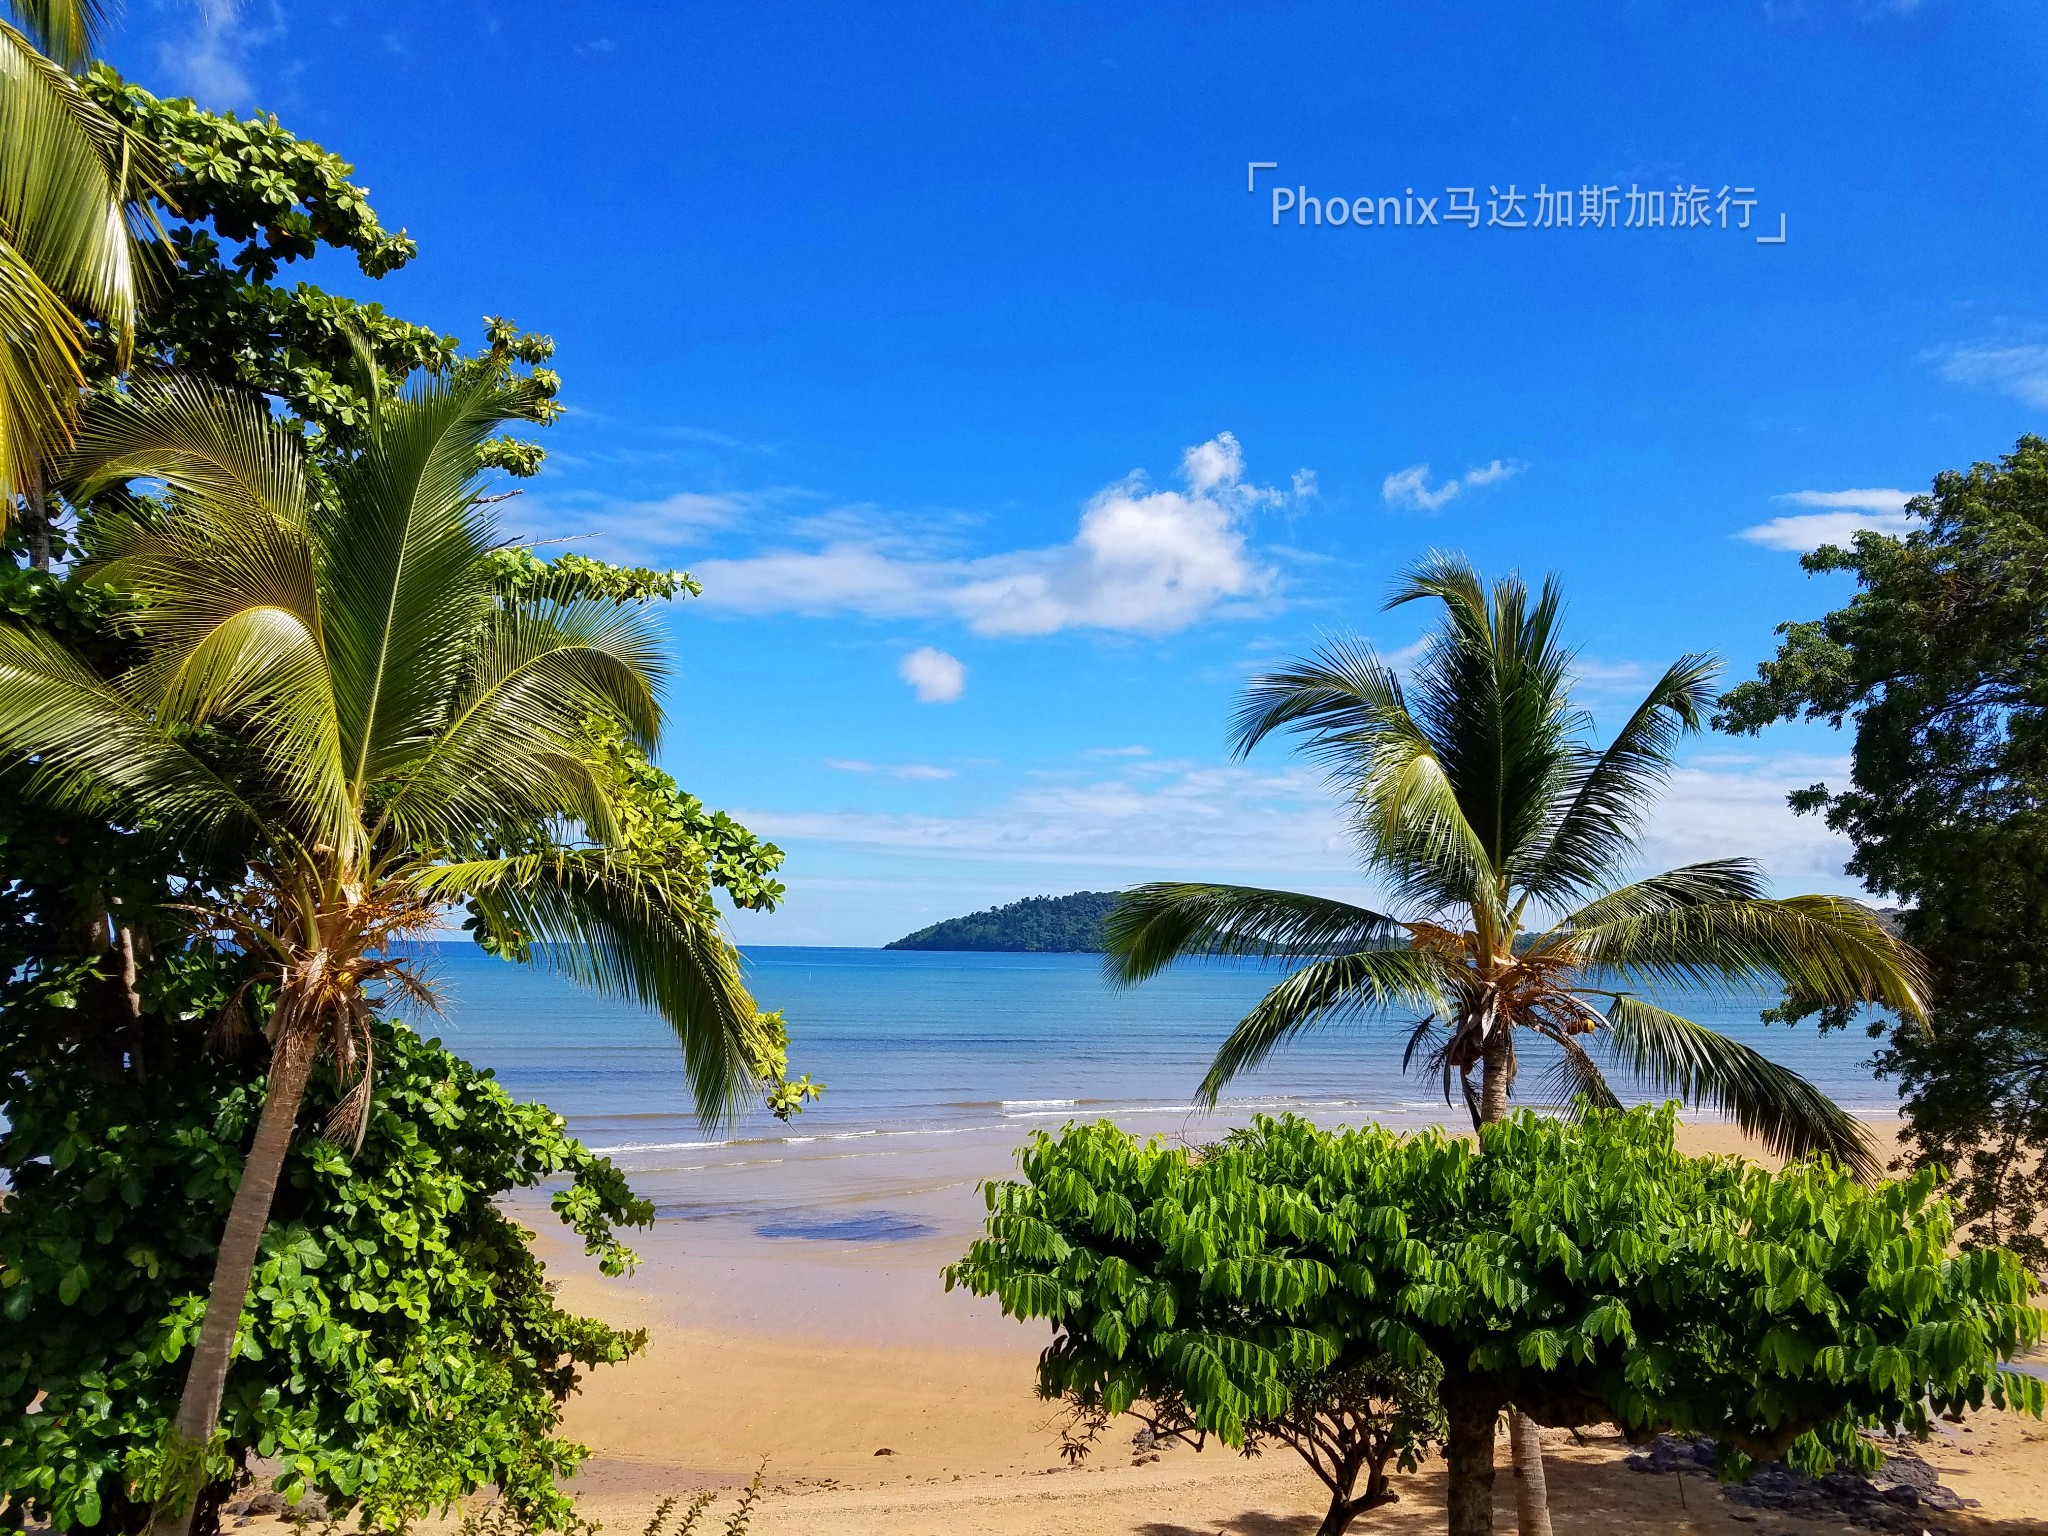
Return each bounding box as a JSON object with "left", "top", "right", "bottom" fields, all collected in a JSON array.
[{"left": 414, "top": 943, "right": 1898, "bottom": 1263}]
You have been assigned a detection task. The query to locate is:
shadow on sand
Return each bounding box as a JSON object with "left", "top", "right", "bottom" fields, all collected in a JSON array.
[
  {"left": 1139, "top": 1506, "right": 1444, "bottom": 1536},
  {"left": 1138, "top": 1507, "right": 2048, "bottom": 1536},
  {"left": 1138, "top": 1517, "right": 1320, "bottom": 1536}
]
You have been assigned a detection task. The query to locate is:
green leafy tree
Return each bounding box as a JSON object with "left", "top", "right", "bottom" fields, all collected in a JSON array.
[
  {"left": 948, "top": 1108, "right": 2044, "bottom": 1536},
  {"left": 1104, "top": 554, "right": 1930, "bottom": 1533},
  {"left": 1717, "top": 437, "right": 2048, "bottom": 1268},
  {"left": 947, "top": 1114, "right": 1444, "bottom": 1536},
  {"left": 1, "top": 1014, "right": 651, "bottom": 1534},
  {"left": 75, "top": 69, "right": 477, "bottom": 461},
  {"left": 0, "top": 71, "right": 802, "bottom": 1535},
  {"left": 0, "top": 524, "right": 798, "bottom": 1535},
  {"left": 0, "top": 69, "right": 610, "bottom": 1077},
  {"left": 0, "top": 372, "right": 780, "bottom": 1536},
  {"left": 19, "top": 64, "right": 555, "bottom": 559}
]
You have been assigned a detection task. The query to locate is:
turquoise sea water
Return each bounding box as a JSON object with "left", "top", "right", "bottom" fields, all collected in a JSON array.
[
  {"left": 384, "top": 942, "right": 1907, "bottom": 1288},
  {"left": 419, "top": 942, "right": 1896, "bottom": 1164}
]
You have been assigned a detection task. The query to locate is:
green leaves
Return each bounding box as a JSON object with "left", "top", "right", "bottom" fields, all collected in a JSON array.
[
  {"left": 8, "top": 364, "right": 798, "bottom": 1135},
  {"left": 950, "top": 1115, "right": 1474, "bottom": 1453},
  {"left": 1102, "top": 883, "right": 1408, "bottom": 984},
  {"left": 1593, "top": 995, "right": 1877, "bottom": 1175},
  {"left": 1718, "top": 436, "right": 2048, "bottom": 1269},
  {"left": 0, "top": 1019, "right": 649, "bottom": 1531},
  {"left": 1195, "top": 947, "right": 1451, "bottom": 1106},
  {"left": 426, "top": 846, "right": 766, "bottom": 1127},
  {"left": 954, "top": 1107, "right": 2044, "bottom": 1483},
  {"left": 0, "top": 22, "right": 162, "bottom": 501},
  {"left": 571, "top": 716, "right": 786, "bottom": 913},
  {"left": 1561, "top": 893, "right": 1928, "bottom": 1026},
  {"left": 481, "top": 548, "right": 702, "bottom": 608}
]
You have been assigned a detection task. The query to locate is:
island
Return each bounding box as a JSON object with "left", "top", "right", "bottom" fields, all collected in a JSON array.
[{"left": 883, "top": 890, "right": 1122, "bottom": 952}]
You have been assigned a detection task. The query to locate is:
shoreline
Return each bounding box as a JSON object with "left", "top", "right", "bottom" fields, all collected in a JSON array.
[{"left": 525, "top": 1112, "right": 1909, "bottom": 1348}]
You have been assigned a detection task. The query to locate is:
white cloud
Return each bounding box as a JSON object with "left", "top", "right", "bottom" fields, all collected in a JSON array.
[
  {"left": 819, "top": 757, "right": 954, "bottom": 782},
  {"left": 1737, "top": 488, "right": 1917, "bottom": 551},
  {"left": 899, "top": 647, "right": 966, "bottom": 703},
  {"left": 1738, "top": 513, "right": 1911, "bottom": 551},
  {"left": 1776, "top": 489, "right": 1915, "bottom": 513},
  {"left": 1569, "top": 658, "right": 1654, "bottom": 703},
  {"left": 1182, "top": 435, "right": 1243, "bottom": 493},
  {"left": 739, "top": 762, "right": 1355, "bottom": 874},
  {"left": 1638, "top": 753, "right": 1858, "bottom": 888},
  {"left": 1459, "top": 458, "right": 1522, "bottom": 489},
  {"left": 692, "top": 433, "right": 1309, "bottom": 636},
  {"left": 157, "top": 0, "right": 271, "bottom": 107},
  {"left": 1381, "top": 459, "right": 1525, "bottom": 513},
  {"left": 1381, "top": 465, "right": 1459, "bottom": 512},
  {"left": 1933, "top": 342, "right": 2048, "bottom": 408},
  {"left": 729, "top": 748, "right": 1863, "bottom": 897},
  {"left": 1086, "top": 745, "right": 1153, "bottom": 758},
  {"left": 510, "top": 490, "right": 758, "bottom": 563}
]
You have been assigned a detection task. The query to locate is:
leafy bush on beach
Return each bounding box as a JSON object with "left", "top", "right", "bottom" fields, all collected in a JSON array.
[
  {"left": 0, "top": 1018, "right": 650, "bottom": 1534},
  {"left": 946, "top": 1106, "right": 2045, "bottom": 1536}
]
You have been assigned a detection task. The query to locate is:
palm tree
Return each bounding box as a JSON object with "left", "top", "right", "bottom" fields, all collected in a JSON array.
[
  {"left": 2, "top": 0, "right": 160, "bottom": 551},
  {"left": 1104, "top": 554, "right": 1929, "bottom": 1536},
  {"left": 0, "top": 373, "right": 776, "bottom": 1536},
  {"left": 9, "top": 0, "right": 108, "bottom": 68}
]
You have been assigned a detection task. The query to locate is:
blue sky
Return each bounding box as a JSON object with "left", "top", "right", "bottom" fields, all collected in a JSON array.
[{"left": 111, "top": 0, "right": 2046, "bottom": 943}]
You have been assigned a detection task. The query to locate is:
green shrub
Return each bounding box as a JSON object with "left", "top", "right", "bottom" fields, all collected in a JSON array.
[
  {"left": 948, "top": 1106, "right": 2044, "bottom": 1536},
  {"left": 0, "top": 1019, "right": 649, "bottom": 1533}
]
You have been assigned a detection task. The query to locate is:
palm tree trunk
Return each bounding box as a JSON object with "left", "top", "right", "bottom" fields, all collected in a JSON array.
[
  {"left": 149, "top": 1034, "right": 315, "bottom": 1536},
  {"left": 1479, "top": 1021, "right": 1513, "bottom": 1123},
  {"left": 1478, "top": 1023, "right": 1554, "bottom": 1536},
  {"left": 1510, "top": 1411, "right": 1553, "bottom": 1536},
  {"left": 22, "top": 476, "right": 51, "bottom": 571}
]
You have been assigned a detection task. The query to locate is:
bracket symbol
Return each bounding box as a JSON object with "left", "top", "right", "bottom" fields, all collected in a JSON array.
[
  {"left": 1247, "top": 161, "right": 1278, "bottom": 193},
  {"left": 1756, "top": 213, "right": 1788, "bottom": 245}
]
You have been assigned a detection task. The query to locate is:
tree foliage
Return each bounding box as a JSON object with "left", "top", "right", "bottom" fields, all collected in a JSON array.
[
  {"left": 948, "top": 1107, "right": 2043, "bottom": 1536},
  {"left": 0, "top": 73, "right": 805, "bottom": 1533},
  {"left": 885, "top": 891, "right": 1121, "bottom": 952},
  {"left": 478, "top": 549, "right": 701, "bottom": 608},
  {"left": 0, "top": 366, "right": 802, "bottom": 1534},
  {"left": 1717, "top": 437, "right": 2048, "bottom": 1266},
  {"left": 0, "top": 1016, "right": 649, "bottom": 1535},
  {"left": 74, "top": 71, "right": 486, "bottom": 456}
]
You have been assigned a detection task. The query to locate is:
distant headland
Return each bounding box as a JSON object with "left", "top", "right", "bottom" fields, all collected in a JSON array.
[{"left": 883, "top": 891, "right": 1121, "bottom": 952}]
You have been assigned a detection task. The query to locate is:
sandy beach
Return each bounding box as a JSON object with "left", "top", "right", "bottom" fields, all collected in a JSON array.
[{"left": 492, "top": 1116, "right": 2048, "bottom": 1536}]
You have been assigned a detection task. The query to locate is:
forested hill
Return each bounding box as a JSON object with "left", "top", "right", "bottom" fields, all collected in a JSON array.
[{"left": 884, "top": 891, "right": 1122, "bottom": 952}]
